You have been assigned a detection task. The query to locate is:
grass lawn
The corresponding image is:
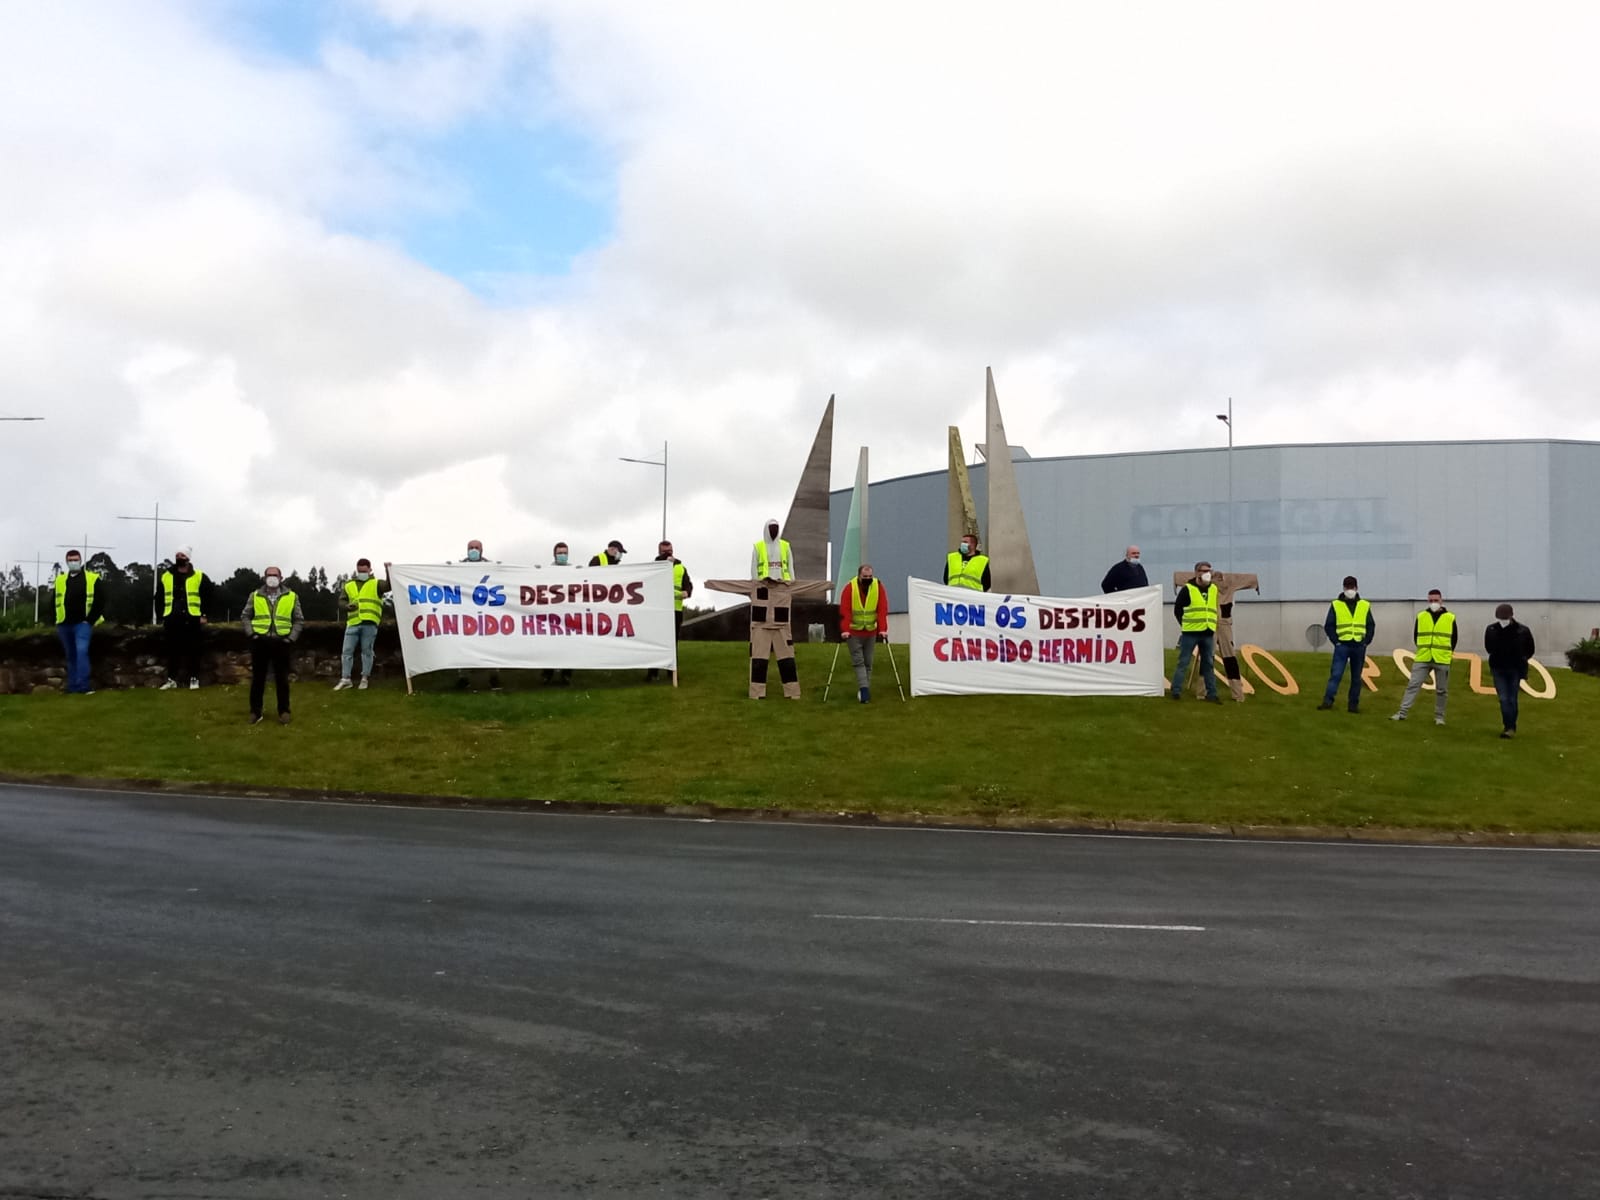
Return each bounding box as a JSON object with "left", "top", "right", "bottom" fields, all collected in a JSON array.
[{"left": 0, "top": 644, "right": 1594, "bottom": 834}]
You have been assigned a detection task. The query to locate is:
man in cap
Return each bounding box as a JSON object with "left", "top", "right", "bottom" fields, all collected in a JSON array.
[
  {"left": 1484, "top": 603, "right": 1536, "bottom": 739},
  {"left": 1101, "top": 545, "right": 1148, "bottom": 594},
  {"left": 241, "top": 566, "right": 302, "bottom": 725},
  {"left": 334, "top": 556, "right": 388, "bottom": 691},
  {"left": 54, "top": 550, "right": 106, "bottom": 695},
  {"left": 646, "top": 539, "right": 692, "bottom": 682},
  {"left": 750, "top": 519, "right": 793, "bottom": 581},
  {"left": 159, "top": 546, "right": 214, "bottom": 690},
  {"left": 589, "top": 539, "right": 627, "bottom": 567}
]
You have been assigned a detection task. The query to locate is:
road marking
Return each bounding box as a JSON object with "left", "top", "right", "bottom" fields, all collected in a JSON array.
[{"left": 813, "top": 914, "right": 1206, "bottom": 932}]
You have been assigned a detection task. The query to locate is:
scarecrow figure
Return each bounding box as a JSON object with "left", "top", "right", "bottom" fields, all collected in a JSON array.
[
  {"left": 1173, "top": 569, "right": 1260, "bottom": 702},
  {"left": 705, "top": 576, "right": 832, "bottom": 699}
]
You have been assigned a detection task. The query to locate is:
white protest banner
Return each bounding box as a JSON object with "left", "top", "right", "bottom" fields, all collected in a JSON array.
[
  {"left": 908, "top": 579, "right": 1164, "bottom": 698},
  {"left": 388, "top": 562, "right": 676, "bottom": 677}
]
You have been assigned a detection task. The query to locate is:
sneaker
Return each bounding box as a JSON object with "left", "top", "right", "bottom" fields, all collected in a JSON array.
[
  {"left": 278, "top": 712, "right": 292, "bottom": 725},
  {"left": 249, "top": 713, "right": 264, "bottom": 725},
  {"left": 1316, "top": 701, "right": 1333, "bottom": 710},
  {"left": 1390, "top": 713, "right": 1405, "bottom": 721},
  {"left": 1434, "top": 717, "right": 1445, "bottom": 726},
  {"left": 1499, "top": 730, "right": 1513, "bottom": 739},
  {"left": 160, "top": 679, "right": 179, "bottom": 691},
  {"left": 358, "top": 678, "right": 369, "bottom": 691},
  {"left": 189, "top": 677, "right": 199, "bottom": 690},
  {"left": 333, "top": 678, "right": 353, "bottom": 691}
]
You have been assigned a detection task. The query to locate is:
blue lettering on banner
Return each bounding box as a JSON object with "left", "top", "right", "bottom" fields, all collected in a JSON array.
[{"left": 933, "top": 602, "right": 986, "bottom": 627}]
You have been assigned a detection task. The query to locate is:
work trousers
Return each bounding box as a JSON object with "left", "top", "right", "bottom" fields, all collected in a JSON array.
[
  {"left": 165, "top": 615, "right": 204, "bottom": 683},
  {"left": 847, "top": 636, "right": 876, "bottom": 688},
  {"left": 250, "top": 638, "right": 292, "bottom": 716},
  {"left": 341, "top": 622, "right": 378, "bottom": 681},
  {"left": 1397, "top": 661, "right": 1450, "bottom": 720},
  {"left": 750, "top": 624, "right": 799, "bottom": 699}
]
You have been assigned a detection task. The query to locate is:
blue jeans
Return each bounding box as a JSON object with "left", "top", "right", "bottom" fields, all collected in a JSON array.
[
  {"left": 1322, "top": 642, "right": 1366, "bottom": 709},
  {"left": 1492, "top": 668, "right": 1522, "bottom": 732},
  {"left": 57, "top": 622, "right": 93, "bottom": 693},
  {"left": 341, "top": 622, "right": 378, "bottom": 680},
  {"left": 1171, "top": 631, "right": 1216, "bottom": 699}
]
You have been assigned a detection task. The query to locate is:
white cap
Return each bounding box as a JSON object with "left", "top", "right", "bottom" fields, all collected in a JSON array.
[{"left": 175, "top": 545, "right": 193, "bottom": 560}]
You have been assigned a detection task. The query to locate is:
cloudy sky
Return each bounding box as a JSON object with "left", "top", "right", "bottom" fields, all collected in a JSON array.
[{"left": 5, "top": 0, "right": 1598, "bottom": 584}]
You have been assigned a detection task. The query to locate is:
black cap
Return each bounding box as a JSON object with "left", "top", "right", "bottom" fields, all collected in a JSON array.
[{"left": 608, "top": 540, "right": 627, "bottom": 554}]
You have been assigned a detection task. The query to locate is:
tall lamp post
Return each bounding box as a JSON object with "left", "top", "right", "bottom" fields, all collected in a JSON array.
[
  {"left": 618, "top": 440, "right": 668, "bottom": 542},
  {"left": 117, "top": 501, "right": 196, "bottom": 625},
  {"left": 1215, "top": 398, "right": 1233, "bottom": 571}
]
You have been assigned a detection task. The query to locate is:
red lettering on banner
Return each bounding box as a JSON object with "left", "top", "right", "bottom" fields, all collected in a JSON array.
[
  {"left": 565, "top": 612, "right": 583, "bottom": 634},
  {"left": 626, "top": 582, "right": 645, "bottom": 604},
  {"left": 934, "top": 637, "right": 949, "bottom": 662},
  {"left": 523, "top": 615, "right": 537, "bottom": 635},
  {"left": 617, "top": 613, "right": 635, "bottom": 637},
  {"left": 412, "top": 616, "right": 425, "bottom": 639},
  {"left": 425, "top": 613, "right": 441, "bottom": 638},
  {"left": 463, "top": 614, "right": 479, "bottom": 636},
  {"left": 1075, "top": 637, "right": 1093, "bottom": 661},
  {"left": 442, "top": 614, "right": 459, "bottom": 635}
]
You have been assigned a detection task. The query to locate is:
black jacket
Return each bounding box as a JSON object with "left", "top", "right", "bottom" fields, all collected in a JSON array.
[
  {"left": 1323, "top": 594, "right": 1376, "bottom": 646},
  {"left": 1101, "top": 559, "right": 1148, "bottom": 594},
  {"left": 1411, "top": 607, "right": 1459, "bottom": 651},
  {"left": 162, "top": 568, "right": 216, "bottom": 620},
  {"left": 1173, "top": 577, "right": 1215, "bottom": 628},
  {"left": 1484, "top": 620, "right": 1536, "bottom": 677},
  {"left": 56, "top": 571, "right": 106, "bottom": 626}
]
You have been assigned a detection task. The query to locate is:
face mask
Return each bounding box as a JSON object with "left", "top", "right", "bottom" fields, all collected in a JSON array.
[
  {"left": 1497, "top": 618, "right": 1511, "bottom": 628},
  {"left": 1343, "top": 589, "right": 1358, "bottom": 600},
  {"left": 355, "top": 571, "right": 371, "bottom": 582},
  {"left": 767, "top": 528, "right": 779, "bottom": 541},
  {"left": 67, "top": 560, "right": 83, "bottom": 574},
  {"left": 265, "top": 576, "right": 281, "bottom": 590},
  {"left": 467, "top": 549, "right": 482, "bottom": 562},
  {"left": 554, "top": 553, "right": 568, "bottom": 565},
  {"left": 1199, "top": 572, "right": 1212, "bottom": 584},
  {"left": 1128, "top": 556, "right": 1140, "bottom": 564},
  {"left": 175, "top": 560, "right": 191, "bottom": 573},
  {"left": 859, "top": 574, "right": 872, "bottom": 586},
  {"left": 1428, "top": 602, "right": 1441, "bottom": 613},
  {"left": 958, "top": 543, "right": 973, "bottom": 558}
]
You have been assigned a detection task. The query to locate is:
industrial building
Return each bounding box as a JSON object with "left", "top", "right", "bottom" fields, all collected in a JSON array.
[{"left": 829, "top": 439, "right": 1600, "bottom": 658}]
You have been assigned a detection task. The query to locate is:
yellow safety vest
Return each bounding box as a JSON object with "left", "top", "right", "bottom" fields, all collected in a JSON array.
[
  {"left": 672, "top": 562, "right": 687, "bottom": 611},
  {"left": 593, "top": 551, "right": 613, "bottom": 566},
  {"left": 1415, "top": 609, "right": 1455, "bottom": 664},
  {"left": 849, "top": 579, "right": 881, "bottom": 632},
  {"left": 754, "top": 540, "right": 793, "bottom": 580},
  {"left": 946, "top": 552, "right": 989, "bottom": 590},
  {"left": 251, "top": 591, "right": 297, "bottom": 637},
  {"left": 1331, "top": 597, "right": 1371, "bottom": 643},
  {"left": 54, "top": 571, "right": 104, "bottom": 625},
  {"left": 1180, "top": 582, "right": 1219, "bottom": 633},
  {"left": 160, "top": 569, "right": 205, "bottom": 618},
  {"left": 344, "top": 578, "right": 383, "bottom": 625}
]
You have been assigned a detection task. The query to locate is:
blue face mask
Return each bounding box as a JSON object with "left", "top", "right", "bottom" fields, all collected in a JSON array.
[
  {"left": 554, "top": 553, "right": 568, "bottom": 565},
  {"left": 467, "top": 549, "right": 482, "bottom": 562}
]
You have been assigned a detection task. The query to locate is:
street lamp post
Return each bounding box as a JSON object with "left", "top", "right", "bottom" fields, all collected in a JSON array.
[
  {"left": 1215, "top": 399, "right": 1233, "bottom": 571},
  {"left": 618, "top": 440, "right": 668, "bottom": 542},
  {"left": 116, "top": 501, "right": 196, "bottom": 625}
]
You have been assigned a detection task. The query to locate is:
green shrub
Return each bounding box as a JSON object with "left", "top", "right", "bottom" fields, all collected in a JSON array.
[{"left": 1568, "top": 636, "right": 1600, "bottom": 677}]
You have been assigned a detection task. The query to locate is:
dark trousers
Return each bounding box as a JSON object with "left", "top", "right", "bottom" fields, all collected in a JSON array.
[
  {"left": 1322, "top": 642, "right": 1366, "bottom": 709},
  {"left": 250, "top": 639, "right": 291, "bottom": 716},
  {"left": 165, "top": 615, "right": 204, "bottom": 682},
  {"left": 1492, "top": 668, "right": 1522, "bottom": 732},
  {"left": 647, "top": 611, "right": 684, "bottom": 680}
]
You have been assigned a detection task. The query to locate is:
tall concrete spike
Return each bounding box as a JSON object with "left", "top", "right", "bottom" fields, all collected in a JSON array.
[
  {"left": 947, "top": 426, "right": 980, "bottom": 552},
  {"left": 983, "top": 368, "right": 1040, "bottom": 595},
  {"left": 837, "top": 447, "right": 869, "bottom": 589},
  {"left": 780, "top": 394, "right": 834, "bottom": 579}
]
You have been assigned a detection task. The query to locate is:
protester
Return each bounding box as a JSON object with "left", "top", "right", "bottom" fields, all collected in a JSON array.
[
  {"left": 589, "top": 540, "right": 626, "bottom": 567},
  {"left": 750, "top": 520, "right": 793, "bottom": 581},
  {"left": 838, "top": 562, "right": 889, "bottom": 703},
  {"left": 1391, "top": 589, "right": 1456, "bottom": 725},
  {"left": 543, "top": 542, "right": 573, "bottom": 686},
  {"left": 159, "top": 546, "right": 214, "bottom": 690},
  {"left": 457, "top": 539, "right": 499, "bottom": 691},
  {"left": 943, "top": 533, "right": 991, "bottom": 591},
  {"left": 646, "top": 539, "right": 692, "bottom": 682},
  {"left": 1484, "top": 603, "right": 1536, "bottom": 739},
  {"left": 1172, "top": 569, "right": 1260, "bottom": 702},
  {"left": 1317, "top": 575, "right": 1375, "bottom": 713},
  {"left": 1101, "top": 545, "right": 1148, "bottom": 594},
  {"left": 334, "top": 557, "right": 387, "bottom": 691},
  {"left": 1169, "top": 560, "right": 1222, "bottom": 703},
  {"left": 241, "top": 566, "right": 302, "bottom": 726},
  {"left": 53, "top": 550, "right": 105, "bottom": 695}
]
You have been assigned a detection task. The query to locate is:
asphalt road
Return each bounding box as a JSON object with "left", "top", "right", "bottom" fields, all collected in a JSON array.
[{"left": 2, "top": 783, "right": 1597, "bottom": 1200}]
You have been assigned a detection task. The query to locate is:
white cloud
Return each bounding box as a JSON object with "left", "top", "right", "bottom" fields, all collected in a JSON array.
[{"left": 4, "top": 0, "right": 1600, "bottom": 598}]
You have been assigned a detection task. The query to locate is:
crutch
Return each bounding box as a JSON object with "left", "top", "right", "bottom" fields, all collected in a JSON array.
[
  {"left": 884, "top": 639, "right": 906, "bottom": 701},
  {"left": 821, "top": 639, "right": 843, "bottom": 702}
]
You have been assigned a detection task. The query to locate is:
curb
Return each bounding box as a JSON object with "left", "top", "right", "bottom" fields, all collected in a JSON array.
[{"left": 2, "top": 771, "right": 1597, "bottom": 848}]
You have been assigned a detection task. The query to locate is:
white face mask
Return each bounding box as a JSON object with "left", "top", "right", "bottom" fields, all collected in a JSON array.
[
  {"left": 1428, "top": 602, "right": 1442, "bottom": 613},
  {"left": 265, "top": 576, "right": 281, "bottom": 590},
  {"left": 1497, "top": 618, "right": 1511, "bottom": 628},
  {"left": 554, "top": 553, "right": 568, "bottom": 565},
  {"left": 1343, "top": 589, "right": 1358, "bottom": 600},
  {"left": 1128, "top": 554, "right": 1140, "bottom": 564},
  {"left": 467, "top": 549, "right": 482, "bottom": 562},
  {"left": 355, "top": 571, "right": 371, "bottom": 582},
  {"left": 1199, "top": 572, "right": 1212, "bottom": 584},
  {"left": 67, "top": 560, "right": 83, "bottom": 574}
]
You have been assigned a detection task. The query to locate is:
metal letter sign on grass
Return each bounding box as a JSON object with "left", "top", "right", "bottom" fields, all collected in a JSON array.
[
  {"left": 389, "top": 561, "right": 677, "bottom": 678},
  {"left": 908, "top": 580, "right": 1165, "bottom": 698}
]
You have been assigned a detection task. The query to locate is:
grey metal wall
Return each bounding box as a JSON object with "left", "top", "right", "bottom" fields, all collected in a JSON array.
[{"left": 830, "top": 440, "right": 1600, "bottom": 606}]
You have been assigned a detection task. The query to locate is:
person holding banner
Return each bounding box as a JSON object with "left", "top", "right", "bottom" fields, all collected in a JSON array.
[
  {"left": 543, "top": 541, "right": 575, "bottom": 686},
  {"left": 334, "top": 557, "right": 387, "bottom": 691},
  {"left": 646, "top": 540, "right": 692, "bottom": 682},
  {"left": 838, "top": 563, "right": 889, "bottom": 703},
  {"left": 706, "top": 574, "right": 832, "bottom": 699},
  {"left": 751, "top": 519, "right": 793, "bottom": 581},
  {"left": 589, "top": 540, "right": 627, "bottom": 567},
  {"left": 241, "top": 566, "right": 302, "bottom": 725},
  {"left": 457, "top": 539, "right": 501, "bottom": 691},
  {"left": 1170, "top": 561, "right": 1222, "bottom": 703},
  {"left": 943, "top": 533, "right": 991, "bottom": 591}
]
